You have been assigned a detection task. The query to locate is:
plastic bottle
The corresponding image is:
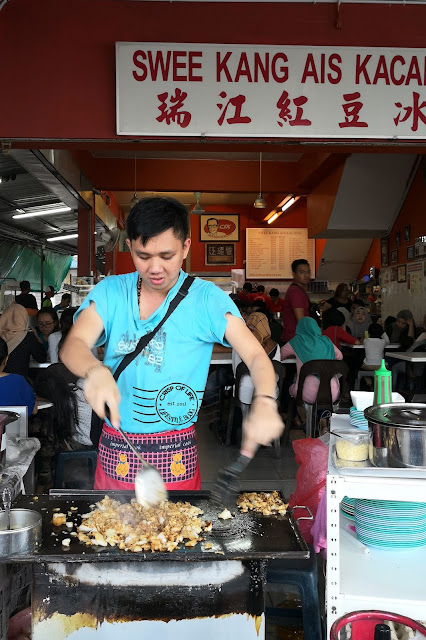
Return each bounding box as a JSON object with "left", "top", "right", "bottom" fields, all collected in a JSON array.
[{"left": 373, "top": 359, "right": 392, "bottom": 405}]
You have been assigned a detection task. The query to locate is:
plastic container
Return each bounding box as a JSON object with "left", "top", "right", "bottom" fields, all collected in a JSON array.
[{"left": 335, "top": 429, "right": 370, "bottom": 462}]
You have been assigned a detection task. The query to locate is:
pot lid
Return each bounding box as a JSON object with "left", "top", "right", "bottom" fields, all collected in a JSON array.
[{"left": 364, "top": 403, "right": 426, "bottom": 428}]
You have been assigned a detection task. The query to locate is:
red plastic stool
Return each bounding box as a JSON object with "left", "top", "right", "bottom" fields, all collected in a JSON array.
[{"left": 330, "top": 610, "right": 426, "bottom": 640}]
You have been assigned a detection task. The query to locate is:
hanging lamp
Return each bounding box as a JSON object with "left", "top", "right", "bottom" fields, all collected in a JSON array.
[
  {"left": 253, "top": 152, "right": 267, "bottom": 209},
  {"left": 129, "top": 155, "right": 139, "bottom": 205}
]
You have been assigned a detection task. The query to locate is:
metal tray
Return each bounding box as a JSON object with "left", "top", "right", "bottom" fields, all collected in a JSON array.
[
  {"left": 7, "top": 489, "right": 309, "bottom": 563},
  {"left": 331, "top": 447, "right": 426, "bottom": 479}
]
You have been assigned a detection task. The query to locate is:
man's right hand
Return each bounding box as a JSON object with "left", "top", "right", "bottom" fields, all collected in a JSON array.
[{"left": 83, "top": 365, "right": 121, "bottom": 429}]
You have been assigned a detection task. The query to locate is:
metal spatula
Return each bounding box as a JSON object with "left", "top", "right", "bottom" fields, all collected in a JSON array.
[
  {"left": 210, "top": 452, "right": 253, "bottom": 508},
  {"left": 105, "top": 406, "right": 167, "bottom": 508}
]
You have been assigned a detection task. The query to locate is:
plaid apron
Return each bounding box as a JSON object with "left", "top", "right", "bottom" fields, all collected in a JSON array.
[{"left": 94, "top": 423, "right": 200, "bottom": 491}]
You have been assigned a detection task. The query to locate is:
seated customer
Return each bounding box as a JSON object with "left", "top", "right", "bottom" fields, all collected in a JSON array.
[
  {"left": 347, "top": 306, "right": 372, "bottom": 340},
  {"left": 48, "top": 307, "right": 78, "bottom": 364},
  {"left": 361, "top": 323, "right": 390, "bottom": 374},
  {"left": 35, "top": 308, "right": 59, "bottom": 353},
  {"left": 0, "top": 304, "right": 46, "bottom": 377},
  {"left": 232, "top": 311, "right": 280, "bottom": 405},
  {"left": 0, "top": 337, "right": 37, "bottom": 415},
  {"left": 384, "top": 309, "right": 415, "bottom": 349},
  {"left": 322, "top": 308, "right": 360, "bottom": 348},
  {"left": 281, "top": 317, "right": 343, "bottom": 404},
  {"left": 268, "top": 288, "right": 284, "bottom": 315}
]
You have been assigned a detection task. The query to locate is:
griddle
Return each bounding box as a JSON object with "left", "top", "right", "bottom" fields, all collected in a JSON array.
[{"left": 9, "top": 489, "right": 309, "bottom": 563}]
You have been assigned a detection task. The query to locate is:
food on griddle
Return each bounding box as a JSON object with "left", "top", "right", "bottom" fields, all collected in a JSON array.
[
  {"left": 237, "top": 491, "right": 288, "bottom": 516},
  {"left": 77, "top": 496, "right": 211, "bottom": 552},
  {"left": 217, "top": 508, "right": 233, "bottom": 520},
  {"left": 51, "top": 513, "right": 67, "bottom": 526},
  {"left": 62, "top": 538, "right": 71, "bottom": 547}
]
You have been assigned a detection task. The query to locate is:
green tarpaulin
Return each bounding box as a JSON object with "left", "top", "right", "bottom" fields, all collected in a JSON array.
[{"left": 0, "top": 240, "right": 72, "bottom": 292}]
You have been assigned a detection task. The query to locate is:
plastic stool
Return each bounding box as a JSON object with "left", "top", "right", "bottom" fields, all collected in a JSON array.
[
  {"left": 266, "top": 545, "right": 323, "bottom": 640},
  {"left": 54, "top": 449, "right": 98, "bottom": 489},
  {"left": 354, "top": 370, "right": 375, "bottom": 390},
  {"left": 330, "top": 610, "right": 426, "bottom": 640}
]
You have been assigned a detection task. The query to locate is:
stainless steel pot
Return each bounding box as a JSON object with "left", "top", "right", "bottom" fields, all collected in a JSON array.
[
  {"left": 364, "top": 403, "right": 426, "bottom": 468},
  {"left": 0, "top": 509, "right": 42, "bottom": 556}
]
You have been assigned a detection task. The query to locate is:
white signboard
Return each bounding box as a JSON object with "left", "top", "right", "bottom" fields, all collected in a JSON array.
[
  {"left": 246, "top": 228, "right": 315, "bottom": 280},
  {"left": 116, "top": 43, "right": 426, "bottom": 139}
]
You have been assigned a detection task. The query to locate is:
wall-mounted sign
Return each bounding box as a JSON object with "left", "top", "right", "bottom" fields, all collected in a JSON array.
[
  {"left": 246, "top": 228, "right": 315, "bottom": 280},
  {"left": 199, "top": 214, "right": 239, "bottom": 242},
  {"left": 117, "top": 43, "right": 426, "bottom": 139},
  {"left": 205, "top": 243, "right": 236, "bottom": 266}
]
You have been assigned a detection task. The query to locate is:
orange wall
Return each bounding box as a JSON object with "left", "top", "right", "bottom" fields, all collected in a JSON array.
[
  {"left": 357, "top": 238, "right": 380, "bottom": 280},
  {"left": 115, "top": 200, "right": 326, "bottom": 276},
  {"left": 386, "top": 167, "right": 426, "bottom": 264}
]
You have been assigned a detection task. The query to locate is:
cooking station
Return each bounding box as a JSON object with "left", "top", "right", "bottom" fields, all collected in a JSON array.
[{"left": 8, "top": 489, "right": 309, "bottom": 639}]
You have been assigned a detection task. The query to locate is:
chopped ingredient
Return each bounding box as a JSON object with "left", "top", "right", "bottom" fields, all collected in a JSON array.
[
  {"left": 70, "top": 507, "right": 78, "bottom": 511},
  {"left": 237, "top": 491, "right": 288, "bottom": 516},
  {"left": 218, "top": 508, "right": 233, "bottom": 520},
  {"left": 204, "top": 542, "right": 213, "bottom": 550},
  {"left": 62, "top": 538, "right": 71, "bottom": 547},
  {"left": 65, "top": 522, "right": 74, "bottom": 529},
  {"left": 77, "top": 496, "right": 211, "bottom": 552},
  {"left": 52, "top": 513, "right": 67, "bottom": 526}
]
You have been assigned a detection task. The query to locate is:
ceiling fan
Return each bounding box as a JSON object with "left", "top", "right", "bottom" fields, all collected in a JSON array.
[{"left": 191, "top": 191, "right": 205, "bottom": 215}]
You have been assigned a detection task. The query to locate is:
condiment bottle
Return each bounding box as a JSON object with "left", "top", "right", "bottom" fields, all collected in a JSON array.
[
  {"left": 374, "top": 359, "right": 392, "bottom": 405},
  {"left": 364, "top": 329, "right": 369, "bottom": 340}
]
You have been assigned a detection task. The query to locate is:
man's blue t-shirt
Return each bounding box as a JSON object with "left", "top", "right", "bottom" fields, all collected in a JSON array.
[
  {"left": 75, "top": 271, "right": 242, "bottom": 434},
  {"left": 0, "top": 374, "right": 36, "bottom": 415}
]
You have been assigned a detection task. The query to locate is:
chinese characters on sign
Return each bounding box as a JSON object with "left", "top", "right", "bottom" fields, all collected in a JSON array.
[
  {"left": 117, "top": 44, "right": 426, "bottom": 138},
  {"left": 205, "top": 243, "right": 236, "bottom": 266}
]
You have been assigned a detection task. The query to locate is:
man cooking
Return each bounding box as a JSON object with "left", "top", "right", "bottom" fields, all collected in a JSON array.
[{"left": 61, "top": 197, "right": 283, "bottom": 492}]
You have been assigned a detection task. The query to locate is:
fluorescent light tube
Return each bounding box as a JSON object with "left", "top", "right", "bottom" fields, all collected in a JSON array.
[
  {"left": 47, "top": 234, "right": 78, "bottom": 242},
  {"left": 13, "top": 206, "right": 71, "bottom": 219},
  {"left": 267, "top": 213, "right": 279, "bottom": 225}
]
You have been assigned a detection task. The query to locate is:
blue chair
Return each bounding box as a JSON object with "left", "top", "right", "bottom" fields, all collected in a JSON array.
[
  {"left": 54, "top": 449, "right": 98, "bottom": 489},
  {"left": 266, "top": 544, "right": 323, "bottom": 640}
]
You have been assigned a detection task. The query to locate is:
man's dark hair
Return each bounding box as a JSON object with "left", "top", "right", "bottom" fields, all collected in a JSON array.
[
  {"left": 256, "top": 285, "right": 265, "bottom": 293},
  {"left": 0, "top": 337, "right": 8, "bottom": 364},
  {"left": 46, "top": 285, "right": 55, "bottom": 295},
  {"left": 61, "top": 293, "right": 71, "bottom": 302},
  {"left": 351, "top": 298, "right": 365, "bottom": 308},
  {"left": 126, "top": 197, "right": 189, "bottom": 246},
  {"left": 243, "top": 282, "right": 253, "bottom": 292},
  {"left": 269, "top": 288, "right": 279, "bottom": 297},
  {"left": 207, "top": 218, "right": 219, "bottom": 226},
  {"left": 368, "top": 322, "right": 384, "bottom": 339},
  {"left": 19, "top": 280, "right": 30, "bottom": 291},
  {"left": 292, "top": 259, "right": 309, "bottom": 273}
]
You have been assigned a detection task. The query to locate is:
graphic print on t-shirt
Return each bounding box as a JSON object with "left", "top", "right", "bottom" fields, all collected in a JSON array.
[{"left": 132, "top": 384, "right": 205, "bottom": 427}]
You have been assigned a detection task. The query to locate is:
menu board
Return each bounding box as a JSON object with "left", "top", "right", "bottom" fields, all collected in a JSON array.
[{"left": 246, "top": 228, "right": 315, "bottom": 280}]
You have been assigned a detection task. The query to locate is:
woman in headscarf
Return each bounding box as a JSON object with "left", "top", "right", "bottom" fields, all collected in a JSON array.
[
  {"left": 280, "top": 316, "right": 342, "bottom": 404},
  {"left": 0, "top": 304, "right": 46, "bottom": 377},
  {"left": 347, "top": 306, "right": 372, "bottom": 340}
]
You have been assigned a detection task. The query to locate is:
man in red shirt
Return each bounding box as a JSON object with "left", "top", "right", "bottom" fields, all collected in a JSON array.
[
  {"left": 281, "top": 259, "right": 312, "bottom": 344},
  {"left": 267, "top": 288, "right": 284, "bottom": 314},
  {"left": 251, "top": 285, "right": 270, "bottom": 306}
]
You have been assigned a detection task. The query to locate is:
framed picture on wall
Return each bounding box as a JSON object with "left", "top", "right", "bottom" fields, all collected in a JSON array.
[
  {"left": 404, "top": 225, "right": 411, "bottom": 242},
  {"left": 199, "top": 214, "right": 239, "bottom": 242},
  {"left": 406, "top": 245, "right": 414, "bottom": 261},
  {"left": 205, "top": 242, "right": 236, "bottom": 266},
  {"left": 397, "top": 264, "right": 407, "bottom": 283},
  {"left": 390, "top": 249, "right": 398, "bottom": 264},
  {"left": 380, "top": 236, "right": 389, "bottom": 267},
  {"left": 395, "top": 231, "right": 400, "bottom": 247}
]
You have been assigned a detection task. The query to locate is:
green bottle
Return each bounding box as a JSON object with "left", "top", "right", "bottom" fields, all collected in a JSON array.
[{"left": 374, "top": 359, "right": 392, "bottom": 405}]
